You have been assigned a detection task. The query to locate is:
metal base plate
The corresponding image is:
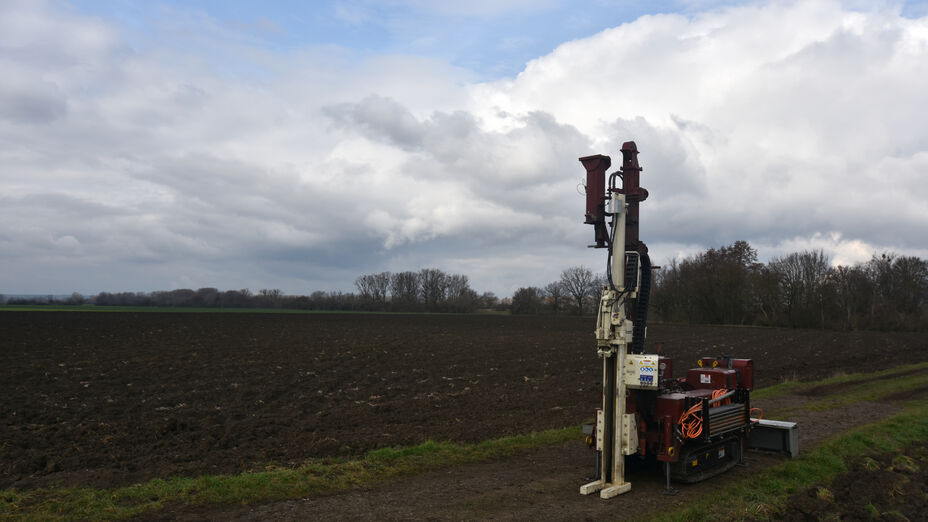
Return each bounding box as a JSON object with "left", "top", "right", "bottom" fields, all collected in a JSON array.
[
  {"left": 600, "top": 482, "right": 632, "bottom": 499},
  {"left": 580, "top": 479, "right": 632, "bottom": 498},
  {"left": 579, "top": 480, "right": 603, "bottom": 495}
]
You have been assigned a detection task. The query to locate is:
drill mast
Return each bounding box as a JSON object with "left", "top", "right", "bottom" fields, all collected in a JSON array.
[{"left": 578, "top": 142, "right": 650, "bottom": 498}]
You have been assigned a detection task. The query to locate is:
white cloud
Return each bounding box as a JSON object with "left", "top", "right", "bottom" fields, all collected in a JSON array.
[
  {"left": 395, "top": 0, "right": 559, "bottom": 17},
  {"left": 471, "top": 0, "right": 928, "bottom": 259},
  {"left": 1, "top": 0, "right": 927, "bottom": 296}
]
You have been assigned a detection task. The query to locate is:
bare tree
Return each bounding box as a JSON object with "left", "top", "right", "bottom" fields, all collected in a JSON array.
[
  {"left": 390, "top": 271, "right": 420, "bottom": 309},
  {"left": 195, "top": 287, "right": 219, "bottom": 307},
  {"left": 588, "top": 272, "right": 608, "bottom": 311},
  {"left": 445, "top": 274, "right": 469, "bottom": 300},
  {"left": 867, "top": 253, "right": 928, "bottom": 326},
  {"left": 544, "top": 281, "right": 565, "bottom": 313},
  {"left": 770, "top": 252, "right": 804, "bottom": 327},
  {"left": 443, "top": 274, "right": 478, "bottom": 311},
  {"left": 886, "top": 256, "right": 928, "bottom": 317},
  {"left": 356, "top": 272, "right": 392, "bottom": 305},
  {"left": 372, "top": 272, "right": 391, "bottom": 303},
  {"left": 799, "top": 249, "right": 831, "bottom": 329},
  {"left": 169, "top": 289, "right": 196, "bottom": 307},
  {"left": 770, "top": 250, "right": 829, "bottom": 328},
  {"left": 479, "top": 291, "right": 499, "bottom": 309},
  {"left": 220, "top": 289, "right": 252, "bottom": 308},
  {"left": 830, "top": 265, "right": 871, "bottom": 329},
  {"left": 560, "top": 266, "right": 596, "bottom": 314},
  {"left": 355, "top": 274, "right": 377, "bottom": 302},
  {"left": 751, "top": 264, "right": 782, "bottom": 325},
  {"left": 419, "top": 268, "right": 447, "bottom": 308},
  {"left": 259, "top": 288, "right": 283, "bottom": 308},
  {"left": 511, "top": 287, "right": 544, "bottom": 315}
]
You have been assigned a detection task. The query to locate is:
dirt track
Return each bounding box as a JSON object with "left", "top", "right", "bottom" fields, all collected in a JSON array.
[
  {"left": 3, "top": 311, "right": 928, "bottom": 493},
  {"left": 142, "top": 387, "right": 924, "bottom": 521}
]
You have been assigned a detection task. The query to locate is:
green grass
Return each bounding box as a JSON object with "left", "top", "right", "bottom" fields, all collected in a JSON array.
[
  {"left": 751, "top": 361, "right": 928, "bottom": 400},
  {"left": 0, "top": 304, "right": 510, "bottom": 316},
  {"left": 0, "top": 304, "right": 309, "bottom": 313},
  {"left": 0, "top": 427, "right": 580, "bottom": 521},
  {"left": 750, "top": 361, "right": 928, "bottom": 423},
  {"left": 800, "top": 370, "right": 928, "bottom": 411}
]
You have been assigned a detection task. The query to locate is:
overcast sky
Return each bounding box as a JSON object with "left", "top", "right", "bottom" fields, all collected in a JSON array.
[{"left": 2, "top": 0, "right": 928, "bottom": 297}]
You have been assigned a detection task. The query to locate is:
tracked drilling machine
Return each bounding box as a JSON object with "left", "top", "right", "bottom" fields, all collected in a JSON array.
[{"left": 578, "top": 142, "right": 758, "bottom": 498}]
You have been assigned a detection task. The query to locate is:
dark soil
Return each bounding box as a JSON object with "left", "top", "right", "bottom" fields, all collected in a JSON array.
[
  {"left": 781, "top": 446, "right": 928, "bottom": 521},
  {"left": 2, "top": 311, "right": 927, "bottom": 492}
]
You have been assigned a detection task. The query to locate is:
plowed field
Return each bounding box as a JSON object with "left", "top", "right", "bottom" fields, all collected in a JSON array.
[{"left": 2, "top": 311, "right": 926, "bottom": 491}]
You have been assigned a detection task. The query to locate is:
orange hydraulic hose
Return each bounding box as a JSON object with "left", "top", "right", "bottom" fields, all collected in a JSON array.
[
  {"left": 679, "top": 389, "right": 732, "bottom": 439},
  {"left": 678, "top": 402, "right": 703, "bottom": 438},
  {"left": 711, "top": 388, "right": 730, "bottom": 405}
]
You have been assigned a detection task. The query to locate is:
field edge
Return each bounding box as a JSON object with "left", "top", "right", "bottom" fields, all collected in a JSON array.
[
  {"left": 5, "top": 363, "right": 928, "bottom": 520},
  {"left": 0, "top": 427, "right": 581, "bottom": 521}
]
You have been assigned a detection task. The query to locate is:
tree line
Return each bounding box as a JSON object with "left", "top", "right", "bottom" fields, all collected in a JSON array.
[
  {"left": 2, "top": 268, "right": 502, "bottom": 313},
  {"left": 510, "top": 266, "right": 604, "bottom": 315},
  {"left": 508, "top": 241, "right": 928, "bottom": 332},
  {"left": 650, "top": 241, "right": 927, "bottom": 331},
  {"left": 352, "top": 269, "right": 500, "bottom": 312},
  {"left": 5, "top": 242, "right": 924, "bottom": 330}
]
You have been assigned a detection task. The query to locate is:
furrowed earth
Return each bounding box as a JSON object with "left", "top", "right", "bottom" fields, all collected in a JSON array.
[{"left": 3, "top": 311, "right": 928, "bottom": 518}]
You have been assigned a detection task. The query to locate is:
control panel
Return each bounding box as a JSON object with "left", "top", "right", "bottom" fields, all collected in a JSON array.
[{"left": 623, "top": 353, "right": 659, "bottom": 389}]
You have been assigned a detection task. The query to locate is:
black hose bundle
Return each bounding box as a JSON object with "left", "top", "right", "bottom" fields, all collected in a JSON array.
[{"left": 631, "top": 252, "right": 650, "bottom": 354}]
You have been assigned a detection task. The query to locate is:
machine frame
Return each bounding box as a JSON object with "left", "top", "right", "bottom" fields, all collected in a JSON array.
[{"left": 578, "top": 142, "right": 755, "bottom": 498}]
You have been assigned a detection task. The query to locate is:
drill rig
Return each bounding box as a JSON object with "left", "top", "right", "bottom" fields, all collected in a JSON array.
[{"left": 578, "top": 142, "right": 755, "bottom": 498}]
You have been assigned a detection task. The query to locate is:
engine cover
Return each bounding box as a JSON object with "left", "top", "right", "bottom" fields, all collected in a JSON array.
[{"left": 686, "top": 368, "right": 738, "bottom": 390}]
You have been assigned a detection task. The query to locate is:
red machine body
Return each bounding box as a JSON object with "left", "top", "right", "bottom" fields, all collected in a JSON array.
[
  {"left": 579, "top": 154, "right": 611, "bottom": 248},
  {"left": 620, "top": 357, "right": 754, "bottom": 476},
  {"left": 687, "top": 368, "right": 738, "bottom": 389},
  {"left": 699, "top": 357, "right": 755, "bottom": 390}
]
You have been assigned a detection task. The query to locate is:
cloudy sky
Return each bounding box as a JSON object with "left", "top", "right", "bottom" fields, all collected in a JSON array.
[{"left": 2, "top": 0, "right": 928, "bottom": 297}]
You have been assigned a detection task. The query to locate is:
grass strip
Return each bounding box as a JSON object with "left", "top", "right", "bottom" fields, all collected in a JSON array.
[
  {"left": 0, "top": 426, "right": 580, "bottom": 521},
  {"left": 801, "top": 370, "right": 928, "bottom": 411},
  {"left": 648, "top": 398, "right": 928, "bottom": 522},
  {"left": 751, "top": 361, "right": 928, "bottom": 400},
  {"left": 0, "top": 305, "right": 432, "bottom": 315},
  {"left": 0, "top": 305, "right": 512, "bottom": 316},
  {"left": 753, "top": 365, "right": 928, "bottom": 421},
  {"left": 0, "top": 304, "right": 341, "bottom": 313}
]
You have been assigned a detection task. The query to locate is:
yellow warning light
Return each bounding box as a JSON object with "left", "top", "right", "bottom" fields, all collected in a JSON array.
[
  {"left": 712, "top": 360, "right": 718, "bottom": 368},
  {"left": 697, "top": 360, "right": 703, "bottom": 367},
  {"left": 691, "top": 460, "right": 698, "bottom": 467},
  {"left": 668, "top": 446, "right": 675, "bottom": 456}
]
